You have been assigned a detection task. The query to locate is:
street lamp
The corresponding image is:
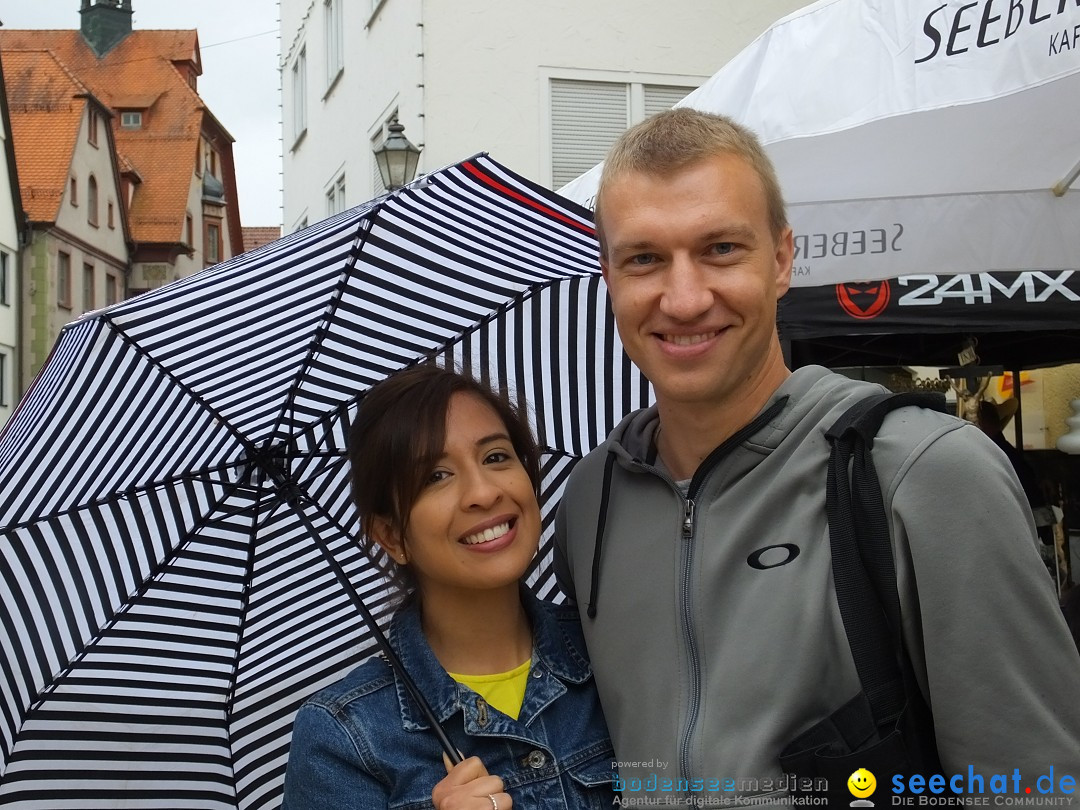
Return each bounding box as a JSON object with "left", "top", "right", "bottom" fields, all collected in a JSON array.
[{"left": 374, "top": 119, "right": 422, "bottom": 191}]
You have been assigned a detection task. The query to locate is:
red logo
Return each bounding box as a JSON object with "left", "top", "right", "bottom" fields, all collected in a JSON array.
[{"left": 836, "top": 280, "right": 891, "bottom": 319}]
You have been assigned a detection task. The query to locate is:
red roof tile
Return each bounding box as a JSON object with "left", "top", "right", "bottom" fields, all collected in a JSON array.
[
  {"left": 242, "top": 226, "right": 281, "bottom": 253},
  {"left": 3, "top": 49, "right": 87, "bottom": 223}
]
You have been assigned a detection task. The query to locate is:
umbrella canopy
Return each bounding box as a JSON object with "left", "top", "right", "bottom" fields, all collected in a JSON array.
[
  {"left": 558, "top": 0, "right": 1080, "bottom": 289},
  {"left": 0, "top": 156, "right": 649, "bottom": 809}
]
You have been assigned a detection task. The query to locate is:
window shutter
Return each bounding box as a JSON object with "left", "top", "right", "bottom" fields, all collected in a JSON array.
[
  {"left": 642, "top": 84, "right": 695, "bottom": 119},
  {"left": 550, "top": 79, "right": 628, "bottom": 189}
]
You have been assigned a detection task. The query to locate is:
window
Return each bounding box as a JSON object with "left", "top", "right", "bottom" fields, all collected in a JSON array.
[
  {"left": 0, "top": 351, "right": 7, "bottom": 408},
  {"left": 88, "top": 107, "right": 99, "bottom": 147},
  {"left": 83, "top": 263, "right": 95, "bottom": 310},
  {"left": 120, "top": 111, "right": 143, "bottom": 129},
  {"left": 108, "top": 201, "right": 115, "bottom": 229},
  {"left": 88, "top": 175, "right": 99, "bottom": 227},
  {"left": 292, "top": 48, "right": 308, "bottom": 143},
  {"left": 205, "top": 222, "right": 221, "bottom": 266},
  {"left": 106, "top": 272, "right": 119, "bottom": 306},
  {"left": 70, "top": 176, "right": 78, "bottom": 206},
  {"left": 57, "top": 252, "right": 72, "bottom": 308},
  {"left": 371, "top": 129, "right": 385, "bottom": 195},
  {"left": 0, "top": 252, "right": 9, "bottom": 306},
  {"left": 549, "top": 79, "right": 696, "bottom": 189},
  {"left": 325, "top": 0, "right": 344, "bottom": 87},
  {"left": 186, "top": 214, "right": 194, "bottom": 246},
  {"left": 326, "top": 173, "right": 346, "bottom": 216}
]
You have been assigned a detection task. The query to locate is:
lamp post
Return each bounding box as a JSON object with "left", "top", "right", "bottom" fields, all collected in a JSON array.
[{"left": 374, "top": 119, "right": 422, "bottom": 191}]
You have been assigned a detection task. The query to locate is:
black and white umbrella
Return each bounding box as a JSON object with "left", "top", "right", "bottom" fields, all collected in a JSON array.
[{"left": 0, "top": 156, "right": 649, "bottom": 810}]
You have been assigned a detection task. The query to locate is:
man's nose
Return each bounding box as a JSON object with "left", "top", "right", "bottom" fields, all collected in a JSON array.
[{"left": 659, "top": 256, "right": 713, "bottom": 320}]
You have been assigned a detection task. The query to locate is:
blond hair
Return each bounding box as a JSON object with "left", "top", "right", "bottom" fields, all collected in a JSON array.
[{"left": 594, "top": 108, "right": 788, "bottom": 255}]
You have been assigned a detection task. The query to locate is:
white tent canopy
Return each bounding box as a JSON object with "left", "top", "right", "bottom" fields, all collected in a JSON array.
[{"left": 558, "top": 0, "right": 1080, "bottom": 288}]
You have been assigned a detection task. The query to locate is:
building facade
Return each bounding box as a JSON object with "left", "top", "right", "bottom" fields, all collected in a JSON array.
[
  {"left": 1, "top": 0, "right": 245, "bottom": 390},
  {"left": 3, "top": 49, "right": 129, "bottom": 391},
  {"left": 280, "top": 0, "right": 813, "bottom": 232},
  {"left": 0, "top": 51, "right": 23, "bottom": 428}
]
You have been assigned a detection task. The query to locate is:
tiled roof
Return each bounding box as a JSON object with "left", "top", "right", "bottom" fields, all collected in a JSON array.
[
  {"left": 3, "top": 49, "right": 87, "bottom": 223},
  {"left": 242, "top": 226, "right": 281, "bottom": 254},
  {"left": 1, "top": 28, "right": 225, "bottom": 245}
]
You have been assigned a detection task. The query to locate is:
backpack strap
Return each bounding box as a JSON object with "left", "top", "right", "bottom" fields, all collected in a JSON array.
[{"left": 824, "top": 391, "right": 946, "bottom": 727}]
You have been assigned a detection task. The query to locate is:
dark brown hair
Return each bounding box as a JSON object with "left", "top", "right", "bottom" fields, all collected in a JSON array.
[{"left": 348, "top": 363, "right": 541, "bottom": 595}]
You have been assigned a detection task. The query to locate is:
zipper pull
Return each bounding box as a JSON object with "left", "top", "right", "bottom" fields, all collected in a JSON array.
[{"left": 682, "top": 498, "right": 695, "bottom": 539}]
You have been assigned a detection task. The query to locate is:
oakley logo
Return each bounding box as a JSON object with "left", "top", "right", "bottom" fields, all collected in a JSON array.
[
  {"left": 836, "top": 280, "right": 891, "bottom": 320},
  {"left": 746, "top": 543, "right": 802, "bottom": 570}
]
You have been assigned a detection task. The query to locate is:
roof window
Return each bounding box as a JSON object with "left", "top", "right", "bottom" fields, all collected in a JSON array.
[{"left": 120, "top": 111, "right": 143, "bottom": 129}]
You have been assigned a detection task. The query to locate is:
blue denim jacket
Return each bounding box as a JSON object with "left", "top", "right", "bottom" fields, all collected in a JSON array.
[{"left": 282, "top": 591, "right": 616, "bottom": 809}]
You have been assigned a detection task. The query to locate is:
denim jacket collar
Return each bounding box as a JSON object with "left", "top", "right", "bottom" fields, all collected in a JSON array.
[{"left": 388, "top": 588, "right": 592, "bottom": 732}]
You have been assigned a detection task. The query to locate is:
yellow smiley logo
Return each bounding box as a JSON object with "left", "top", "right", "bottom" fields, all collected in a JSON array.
[{"left": 848, "top": 768, "right": 877, "bottom": 798}]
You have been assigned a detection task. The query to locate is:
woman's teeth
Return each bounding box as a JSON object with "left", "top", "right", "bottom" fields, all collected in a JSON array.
[{"left": 462, "top": 522, "right": 510, "bottom": 545}]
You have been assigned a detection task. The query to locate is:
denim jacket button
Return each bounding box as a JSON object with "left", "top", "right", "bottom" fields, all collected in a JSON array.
[
  {"left": 531, "top": 667, "right": 543, "bottom": 679},
  {"left": 526, "top": 749, "right": 547, "bottom": 769}
]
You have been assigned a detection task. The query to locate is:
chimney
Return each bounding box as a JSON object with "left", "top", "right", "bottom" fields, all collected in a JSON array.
[{"left": 80, "top": 0, "right": 134, "bottom": 57}]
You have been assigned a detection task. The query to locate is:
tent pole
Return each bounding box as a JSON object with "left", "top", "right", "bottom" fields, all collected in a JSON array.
[
  {"left": 1053, "top": 157, "right": 1080, "bottom": 197},
  {"left": 1011, "top": 367, "right": 1023, "bottom": 449}
]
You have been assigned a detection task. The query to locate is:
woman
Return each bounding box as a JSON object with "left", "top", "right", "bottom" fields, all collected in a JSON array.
[{"left": 282, "top": 365, "right": 615, "bottom": 809}]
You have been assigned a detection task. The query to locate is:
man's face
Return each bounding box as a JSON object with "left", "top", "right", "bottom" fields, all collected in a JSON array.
[{"left": 599, "top": 154, "right": 793, "bottom": 412}]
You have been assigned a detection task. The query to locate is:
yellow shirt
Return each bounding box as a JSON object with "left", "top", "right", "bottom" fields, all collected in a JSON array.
[{"left": 448, "top": 659, "right": 531, "bottom": 721}]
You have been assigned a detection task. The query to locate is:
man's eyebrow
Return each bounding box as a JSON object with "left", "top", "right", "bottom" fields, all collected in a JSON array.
[
  {"left": 610, "top": 240, "right": 659, "bottom": 257},
  {"left": 700, "top": 225, "right": 757, "bottom": 243}
]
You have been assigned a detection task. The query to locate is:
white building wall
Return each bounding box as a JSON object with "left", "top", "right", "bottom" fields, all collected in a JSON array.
[
  {"left": 281, "top": 0, "right": 813, "bottom": 231},
  {"left": 0, "top": 106, "right": 19, "bottom": 427}
]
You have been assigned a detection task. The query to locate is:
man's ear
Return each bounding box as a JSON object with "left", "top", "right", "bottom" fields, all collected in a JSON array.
[
  {"left": 774, "top": 226, "right": 794, "bottom": 298},
  {"left": 599, "top": 253, "right": 611, "bottom": 284},
  {"left": 371, "top": 516, "right": 407, "bottom": 564}
]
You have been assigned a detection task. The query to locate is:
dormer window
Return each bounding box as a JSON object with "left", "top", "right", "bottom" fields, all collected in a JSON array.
[
  {"left": 88, "top": 107, "right": 99, "bottom": 147},
  {"left": 120, "top": 111, "right": 143, "bottom": 129}
]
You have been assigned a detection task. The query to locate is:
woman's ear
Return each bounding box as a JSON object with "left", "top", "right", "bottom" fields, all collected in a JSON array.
[{"left": 371, "top": 516, "right": 408, "bottom": 564}]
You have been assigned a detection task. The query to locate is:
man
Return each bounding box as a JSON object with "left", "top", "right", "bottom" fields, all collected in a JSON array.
[
  {"left": 554, "top": 109, "right": 1080, "bottom": 806},
  {"left": 975, "top": 398, "right": 1057, "bottom": 551}
]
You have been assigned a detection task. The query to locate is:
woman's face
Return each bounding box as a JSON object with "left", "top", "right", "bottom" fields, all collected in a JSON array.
[{"left": 393, "top": 392, "right": 541, "bottom": 600}]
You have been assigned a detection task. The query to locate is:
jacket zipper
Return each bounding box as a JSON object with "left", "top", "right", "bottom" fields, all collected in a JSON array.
[
  {"left": 670, "top": 397, "right": 789, "bottom": 792},
  {"left": 679, "top": 495, "right": 699, "bottom": 792}
]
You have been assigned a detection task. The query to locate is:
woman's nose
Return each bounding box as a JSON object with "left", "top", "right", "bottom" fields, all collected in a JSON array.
[{"left": 459, "top": 467, "right": 501, "bottom": 510}]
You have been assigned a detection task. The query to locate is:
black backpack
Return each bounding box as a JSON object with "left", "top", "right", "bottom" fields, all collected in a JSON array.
[{"left": 780, "top": 392, "right": 946, "bottom": 803}]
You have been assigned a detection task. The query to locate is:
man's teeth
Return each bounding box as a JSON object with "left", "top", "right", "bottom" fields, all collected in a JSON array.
[
  {"left": 664, "top": 332, "right": 717, "bottom": 346},
  {"left": 462, "top": 522, "right": 511, "bottom": 545}
]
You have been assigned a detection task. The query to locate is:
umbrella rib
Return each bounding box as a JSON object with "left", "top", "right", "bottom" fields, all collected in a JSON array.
[
  {"left": 272, "top": 471, "right": 464, "bottom": 765},
  {"left": 265, "top": 212, "right": 380, "bottom": 446},
  {"left": 221, "top": 466, "right": 268, "bottom": 801},
  {"left": 19, "top": 474, "right": 252, "bottom": 715},
  {"left": 102, "top": 313, "right": 264, "bottom": 459},
  {"left": 0, "top": 465, "right": 260, "bottom": 535}
]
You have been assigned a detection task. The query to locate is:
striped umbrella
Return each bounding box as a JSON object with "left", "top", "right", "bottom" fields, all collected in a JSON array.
[{"left": 0, "top": 156, "right": 650, "bottom": 810}]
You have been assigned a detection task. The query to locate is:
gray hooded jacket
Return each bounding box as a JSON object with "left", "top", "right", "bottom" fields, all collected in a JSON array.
[{"left": 554, "top": 366, "right": 1080, "bottom": 806}]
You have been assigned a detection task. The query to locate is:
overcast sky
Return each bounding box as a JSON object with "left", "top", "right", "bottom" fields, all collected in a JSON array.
[{"left": 2, "top": 0, "right": 283, "bottom": 227}]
